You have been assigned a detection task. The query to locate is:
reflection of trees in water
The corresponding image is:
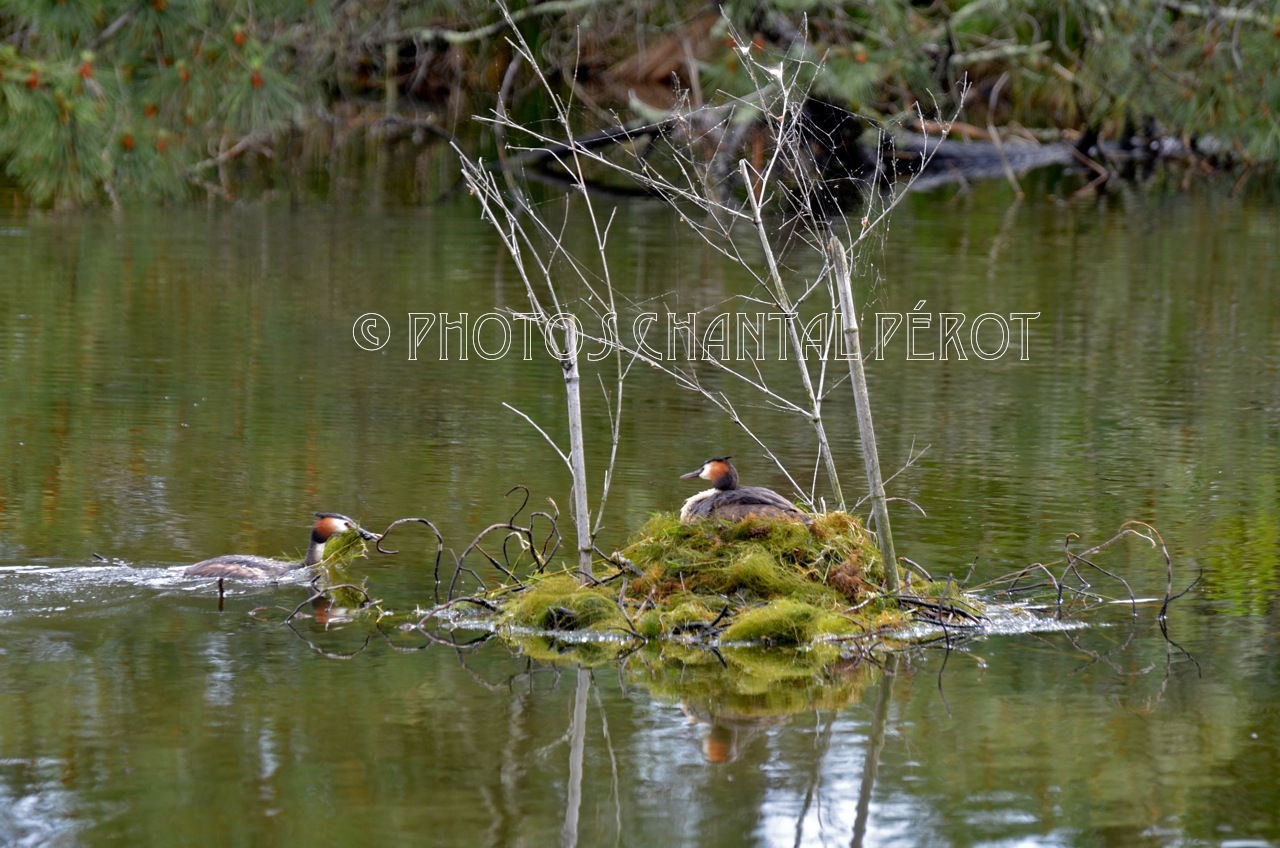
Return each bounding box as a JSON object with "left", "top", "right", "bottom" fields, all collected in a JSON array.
[{"left": 2, "top": 580, "right": 1273, "bottom": 847}]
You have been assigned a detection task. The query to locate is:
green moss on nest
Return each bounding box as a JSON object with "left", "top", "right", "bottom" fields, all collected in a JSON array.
[
  {"left": 623, "top": 511, "right": 883, "bottom": 606},
  {"left": 725, "top": 551, "right": 817, "bottom": 597},
  {"left": 664, "top": 598, "right": 720, "bottom": 627},
  {"left": 501, "top": 575, "right": 627, "bottom": 632},
  {"left": 721, "top": 599, "right": 853, "bottom": 644},
  {"left": 636, "top": 611, "right": 663, "bottom": 639},
  {"left": 623, "top": 512, "right": 897, "bottom": 643},
  {"left": 491, "top": 511, "right": 900, "bottom": 648}
]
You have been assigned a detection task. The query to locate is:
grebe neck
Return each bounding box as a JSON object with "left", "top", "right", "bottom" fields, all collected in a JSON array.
[
  {"left": 303, "top": 535, "right": 328, "bottom": 567},
  {"left": 711, "top": 463, "right": 740, "bottom": 490}
]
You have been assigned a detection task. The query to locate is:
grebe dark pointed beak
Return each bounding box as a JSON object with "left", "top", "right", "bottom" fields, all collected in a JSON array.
[
  {"left": 680, "top": 467, "right": 704, "bottom": 479},
  {"left": 356, "top": 526, "right": 378, "bottom": 541}
]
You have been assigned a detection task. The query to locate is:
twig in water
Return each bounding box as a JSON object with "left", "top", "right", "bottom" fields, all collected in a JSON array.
[
  {"left": 455, "top": 488, "right": 562, "bottom": 589},
  {"left": 936, "top": 636, "right": 954, "bottom": 717},
  {"left": 446, "top": 557, "right": 490, "bottom": 604},
  {"left": 283, "top": 620, "right": 372, "bottom": 660},
  {"left": 458, "top": 525, "right": 525, "bottom": 584},
  {"left": 415, "top": 595, "right": 500, "bottom": 628},
  {"left": 900, "top": 557, "right": 933, "bottom": 582},
  {"left": 896, "top": 595, "right": 984, "bottom": 627},
  {"left": 1065, "top": 532, "right": 1137, "bottom": 616},
  {"left": 616, "top": 579, "right": 639, "bottom": 636},
  {"left": 374, "top": 517, "right": 445, "bottom": 604}
]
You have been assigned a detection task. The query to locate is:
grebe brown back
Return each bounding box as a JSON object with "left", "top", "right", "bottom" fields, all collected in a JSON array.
[
  {"left": 184, "top": 513, "right": 375, "bottom": 580},
  {"left": 679, "top": 457, "right": 811, "bottom": 524}
]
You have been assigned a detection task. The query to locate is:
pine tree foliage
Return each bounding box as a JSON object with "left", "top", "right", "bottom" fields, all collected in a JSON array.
[
  {"left": 0, "top": 0, "right": 329, "bottom": 206},
  {"left": 1, "top": 0, "right": 1276, "bottom": 206},
  {"left": 1072, "top": 1, "right": 1280, "bottom": 162},
  {"left": 711, "top": 1, "right": 1277, "bottom": 161}
]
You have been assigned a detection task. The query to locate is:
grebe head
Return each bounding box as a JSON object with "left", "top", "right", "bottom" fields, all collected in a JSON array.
[
  {"left": 312, "top": 513, "right": 377, "bottom": 543},
  {"left": 680, "top": 457, "right": 739, "bottom": 490}
]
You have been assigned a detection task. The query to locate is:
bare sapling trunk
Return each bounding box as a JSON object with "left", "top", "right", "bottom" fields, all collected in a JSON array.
[
  {"left": 562, "top": 319, "right": 594, "bottom": 584},
  {"left": 740, "top": 160, "right": 845, "bottom": 509},
  {"left": 831, "top": 237, "right": 899, "bottom": 593}
]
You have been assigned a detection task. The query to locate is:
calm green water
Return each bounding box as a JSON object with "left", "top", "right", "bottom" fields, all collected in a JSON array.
[{"left": 1, "top": 177, "right": 1278, "bottom": 847}]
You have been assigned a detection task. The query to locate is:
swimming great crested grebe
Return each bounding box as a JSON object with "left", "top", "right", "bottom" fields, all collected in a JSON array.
[
  {"left": 184, "top": 513, "right": 375, "bottom": 580},
  {"left": 679, "top": 457, "right": 811, "bottom": 524}
]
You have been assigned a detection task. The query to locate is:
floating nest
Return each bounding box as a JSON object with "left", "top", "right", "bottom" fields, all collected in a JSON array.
[
  {"left": 259, "top": 511, "right": 1189, "bottom": 731},
  {"left": 499, "top": 511, "right": 912, "bottom": 646},
  {"left": 300, "top": 510, "right": 1176, "bottom": 656}
]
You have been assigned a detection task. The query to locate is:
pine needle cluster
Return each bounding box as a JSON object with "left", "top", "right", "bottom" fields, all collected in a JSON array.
[{"left": 0, "top": 0, "right": 325, "bottom": 206}]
